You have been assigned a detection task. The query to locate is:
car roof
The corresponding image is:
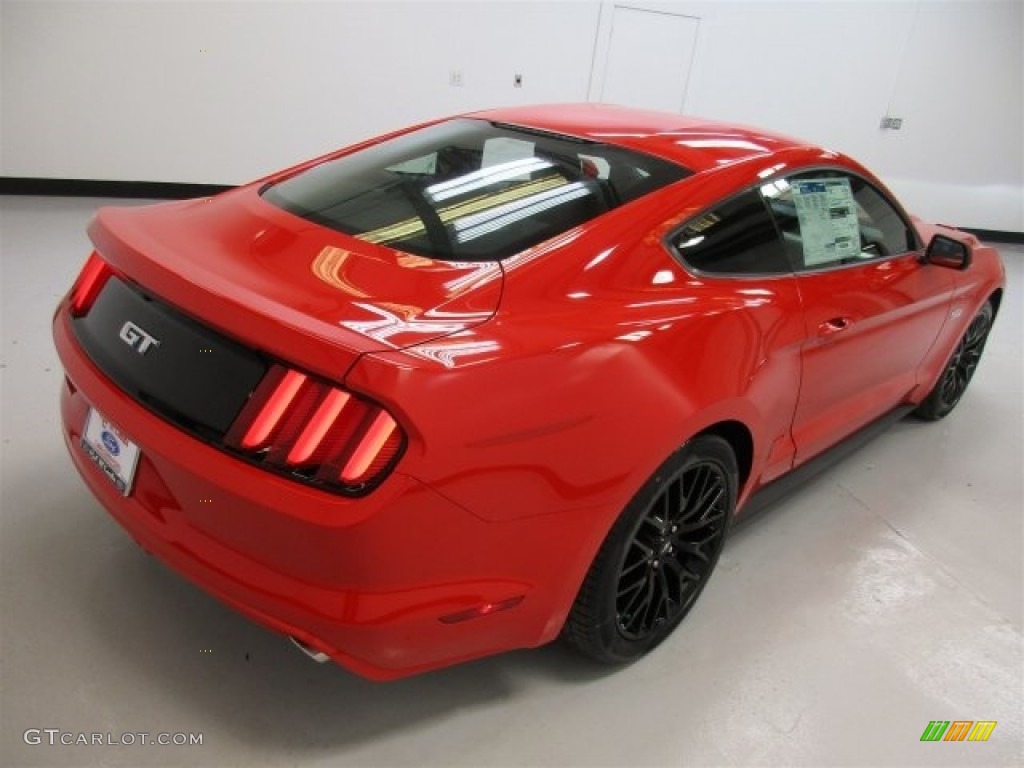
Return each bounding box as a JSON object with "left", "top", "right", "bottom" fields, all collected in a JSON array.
[{"left": 470, "top": 103, "right": 811, "bottom": 173}]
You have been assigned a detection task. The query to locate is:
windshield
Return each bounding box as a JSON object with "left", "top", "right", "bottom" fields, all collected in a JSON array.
[{"left": 262, "top": 118, "right": 691, "bottom": 261}]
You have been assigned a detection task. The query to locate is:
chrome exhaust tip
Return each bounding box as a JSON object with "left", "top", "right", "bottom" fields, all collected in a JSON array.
[{"left": 289, "top": 636, "right": 330, "bottom": 663}]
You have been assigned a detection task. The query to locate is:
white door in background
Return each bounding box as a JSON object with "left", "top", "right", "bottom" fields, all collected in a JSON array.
[{"left": 595, "top": 6, "right": 700, "bottom": 114}]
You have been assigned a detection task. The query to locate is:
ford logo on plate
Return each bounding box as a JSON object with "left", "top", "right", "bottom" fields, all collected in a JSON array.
[{"left": 101, "top": 431, "right": 120, "bottom": 456}]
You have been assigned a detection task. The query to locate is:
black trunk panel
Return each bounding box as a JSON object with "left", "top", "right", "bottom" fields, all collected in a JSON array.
[{"left": 71, "top": 278, "right": 266, "bottom": 435}]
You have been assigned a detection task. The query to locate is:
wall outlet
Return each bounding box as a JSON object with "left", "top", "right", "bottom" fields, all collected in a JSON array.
[
  {"left": 513, "top": 73, "right": 523, "bottom": 88},
  {"left": 880, "top": 116, "right": 903, "bottom": 130},
  {"left": 450, "top": 69, "right": 464, "bottom": 87}
]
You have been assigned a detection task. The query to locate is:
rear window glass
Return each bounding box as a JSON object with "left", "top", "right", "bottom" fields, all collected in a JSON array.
[{"left": 262, "top": 118, "right": 691, "bottom": 261}]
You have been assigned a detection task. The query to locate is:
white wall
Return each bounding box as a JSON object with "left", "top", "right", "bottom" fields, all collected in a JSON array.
[
  {"left": 663, "top": 0, "right": 1023, "bottom": 232},
  {"left": 1, "top": 1, "right": 601, "bottom": 183},
  {"left": 2, "top": 0, "right": 1021, "bottom": 231}
]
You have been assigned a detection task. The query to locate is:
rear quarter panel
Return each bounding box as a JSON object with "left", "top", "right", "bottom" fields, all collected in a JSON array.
[
  {"left": 347, "top": 171, "right": 808, "bottom": 527},
  {"left": 345, "top": 189, "right": 807, "bottom": 644}
]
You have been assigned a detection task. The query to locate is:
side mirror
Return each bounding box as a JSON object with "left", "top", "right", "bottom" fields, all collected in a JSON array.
[{"left": 924, "top": 234, "right": 971, "bottom": 271}]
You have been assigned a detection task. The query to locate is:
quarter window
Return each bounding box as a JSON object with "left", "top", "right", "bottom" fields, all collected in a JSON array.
[
  {"left": 669, "top": 190, "right": 790, "bottom": 275},
  {"left": 761, "top": 170, "right": 914, "bottom": 271}
]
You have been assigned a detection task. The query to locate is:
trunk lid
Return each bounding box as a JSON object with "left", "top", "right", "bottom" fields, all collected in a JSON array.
[{"left": 87, "top": 185, "right": 503, "bottom": 379}]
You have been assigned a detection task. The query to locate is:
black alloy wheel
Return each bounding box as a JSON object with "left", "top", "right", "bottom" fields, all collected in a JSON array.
[
  {"left": 565, "top": 435, "right": 736, "bottom": 663},
  {"left": 616, "top": 460, "right": 728, "bottom": 640},
  {"left": 915, "top": 301, "right": 994, "bottom": 421}
]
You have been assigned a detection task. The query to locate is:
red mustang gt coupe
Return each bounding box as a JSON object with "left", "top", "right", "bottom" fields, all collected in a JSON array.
[{"left": 54, "top": 104, "right": 1004, "bottom": 679}]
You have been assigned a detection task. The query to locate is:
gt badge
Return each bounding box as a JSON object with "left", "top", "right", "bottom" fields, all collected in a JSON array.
[{"left": 119, "top": 321, "right": 161, "bottom": 355}]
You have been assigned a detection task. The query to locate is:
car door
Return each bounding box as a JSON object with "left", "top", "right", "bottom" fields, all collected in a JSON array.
[{"left": 761, "top": 169, "right": 957, "bottom": 465}]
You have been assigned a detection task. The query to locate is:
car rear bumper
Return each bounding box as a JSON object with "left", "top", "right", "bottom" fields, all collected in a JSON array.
[{"left": 53, "top": 308, "right": 572, "bottom": 680}]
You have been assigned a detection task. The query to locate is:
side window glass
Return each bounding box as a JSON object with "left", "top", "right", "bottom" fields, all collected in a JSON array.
[
  {"left": 849, "top": 179, "right": 913, "bottom": 256},
  {"left": 669, "top": 190, "right": 789, "bottom": 275},
  {"left": 761, "top": 171, "right": 913, "bottom": 271}
]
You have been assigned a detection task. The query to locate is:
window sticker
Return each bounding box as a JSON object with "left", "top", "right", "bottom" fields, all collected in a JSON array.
[{"left": 791, "top": 178, "right": 859, "bottom": 266}]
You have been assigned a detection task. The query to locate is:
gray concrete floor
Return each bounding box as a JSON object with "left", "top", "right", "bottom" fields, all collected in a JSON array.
[{"left": 1, "top": 194, "right": 1021, "bottom": 767}]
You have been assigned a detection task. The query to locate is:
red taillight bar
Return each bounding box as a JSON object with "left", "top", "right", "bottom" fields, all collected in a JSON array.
[
  {"left": 240, "top": 369, "right": 307, "bottom": 449},
  {"left": 227, "top": 364, "right": 404, "bottom": 494},
  {"left": 70, "top": 251, "right": 113, "bottom": 316},
  {"left": 341, "top": 411, "right": 398, "bottom": 483},
  {"left": 286, "top": 389, "right": 351, "bottom": 465}
]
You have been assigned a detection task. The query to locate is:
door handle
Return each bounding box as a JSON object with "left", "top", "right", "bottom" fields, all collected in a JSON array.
[{"left": 818, "top": 317, "right": 852, "bottom": 336}]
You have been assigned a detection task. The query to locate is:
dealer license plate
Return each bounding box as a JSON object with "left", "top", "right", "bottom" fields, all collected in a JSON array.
[{"left": 80, "top": 408, "right": 141, "bottom": 496}]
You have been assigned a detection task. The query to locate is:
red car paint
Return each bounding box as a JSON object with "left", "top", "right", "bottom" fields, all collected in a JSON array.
[{"left": 53, "top": 104, "right": 1005, "bottom": 679}]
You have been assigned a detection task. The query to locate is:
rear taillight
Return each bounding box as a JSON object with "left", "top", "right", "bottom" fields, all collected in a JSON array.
[
  {"left": 226, "top": 365, "right": 404, "bottom": 494},
  {"left": 70, "top": 251, "right": 113, "bottom": 316}
]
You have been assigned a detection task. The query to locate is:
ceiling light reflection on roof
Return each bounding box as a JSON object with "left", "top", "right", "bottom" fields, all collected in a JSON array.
[
  {"left": 678, "top": 139, "right": 768, "bottom": 152},
  {"left": 757, "top": 163, "right": 787, "bottom": 179}
]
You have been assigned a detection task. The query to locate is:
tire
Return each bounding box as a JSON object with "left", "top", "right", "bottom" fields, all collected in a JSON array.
[
  {"left": 914, "top": 301, "right": 994, "bottom": 421},
  {"left": 564, "top": 435, "right": 736, "bottom": 664}
]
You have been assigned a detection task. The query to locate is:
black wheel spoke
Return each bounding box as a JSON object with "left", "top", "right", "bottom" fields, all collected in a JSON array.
[
  {"left": 941, "top": 367, "right": 959, "bottom": 401},
  {"left": 644, "top": 574, "right": 664, "bottom": 628},
  {"left": 934, "top": 310, "right": 991, "bottom": 410},
  {"left": 674, "top": 539, "right": 710, "bottom": 563},
  {"left": 615, "top": 457, "right": 730, "bottom": 640},
  {"left": 692, "top": 475, "right": 721, "bottom": 514},
  {"left": 667, "top": 477, "right": 682, "bottom": 527},
  {"left": 620, "top": 574, "right": 651, "bottom": 630},
  {"left": 635, "top": 576, "right": 656, "bottom": 628},
  {"left": 675, "top": 493, "right": 725, "bottom": 534},
  {"left": 661, "top": 555, "right": 700, "bottom": 583},
  {"left": 654, "top": 570, "right": 672, "bottom": 621},
  {"left": 675, "top": 471, "right": 713, "bottom": 525},
  {"left": 618, "top": 585, "right": 644, "bottom": 613},
  {"left": 631, "top": 539, "right": 654, "bottom": 559},
  {"left": 619, "top": 557, "right": 647, "bottom": 582}
]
